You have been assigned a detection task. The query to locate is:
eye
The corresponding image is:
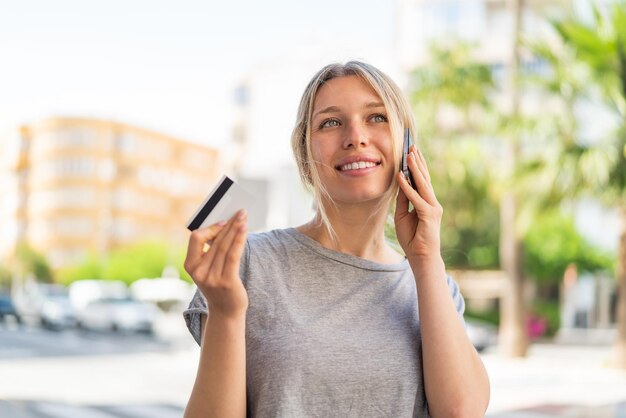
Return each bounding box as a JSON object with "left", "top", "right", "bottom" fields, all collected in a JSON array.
[
  {"left": 370, "top": 113, "right": 388, "bottom": 123},
  {"left": 320, "top": 118, "right": 341, "bottom": 129}
]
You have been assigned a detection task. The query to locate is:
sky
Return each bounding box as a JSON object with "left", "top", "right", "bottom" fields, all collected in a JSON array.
[
  {"left": 1, "top": 0, "right": 619, "bottom": 251},
  {"left": 0, "top": 0, "right": 396, "bottom": 147}
]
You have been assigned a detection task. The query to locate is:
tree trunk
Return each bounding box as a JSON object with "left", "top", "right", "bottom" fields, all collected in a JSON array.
[
  {"left": 614, "top": 206, "right": 626, "bottom": 368},
  {"left": 499, "top": 196, "right": 529, "bottom": 357},
  {"left": 498, "top": 0, "right": 530, "bottom": 358}
]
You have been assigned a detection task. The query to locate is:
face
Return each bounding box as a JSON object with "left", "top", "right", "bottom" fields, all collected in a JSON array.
[{"left": 309, "top": 75, "right": 395, "bottom": 205}]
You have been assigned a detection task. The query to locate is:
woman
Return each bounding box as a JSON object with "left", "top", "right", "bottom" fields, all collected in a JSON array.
[{"left": 183, "top": 61, "right": 490, "bottom": 417}]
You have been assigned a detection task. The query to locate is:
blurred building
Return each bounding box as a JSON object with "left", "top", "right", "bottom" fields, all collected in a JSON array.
[{"left": 0, "top": 117, "right": 220, "bottom": 269}]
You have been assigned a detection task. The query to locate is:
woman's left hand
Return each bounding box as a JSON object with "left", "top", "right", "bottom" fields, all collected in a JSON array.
[{"left": 394, "top": 145, "right": 443, "bottom": 260}]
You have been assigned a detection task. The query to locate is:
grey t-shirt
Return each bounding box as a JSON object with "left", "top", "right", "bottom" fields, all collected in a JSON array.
[{"left": 184, "top": 228, "right": 465, "bottom": 418}]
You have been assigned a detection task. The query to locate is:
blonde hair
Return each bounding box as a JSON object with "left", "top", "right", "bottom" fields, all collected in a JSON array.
[{"left": 291, "top": 61, "right": 416, "bottom": 240}]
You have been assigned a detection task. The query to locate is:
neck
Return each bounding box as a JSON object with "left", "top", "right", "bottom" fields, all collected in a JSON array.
[{"left": 297, "top": 200, "right": 404, "bottom": 264}]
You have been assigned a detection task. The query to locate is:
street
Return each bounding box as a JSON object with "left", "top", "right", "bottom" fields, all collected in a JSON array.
[
  {"left": 484, "top": 343, "right": 626, "bottom": 417},
  {"left": 0, "top": 311, "right": 197, "bottom": 418},
  {"left": 2, "top": 316, "right": 626, "bottom": 418}
]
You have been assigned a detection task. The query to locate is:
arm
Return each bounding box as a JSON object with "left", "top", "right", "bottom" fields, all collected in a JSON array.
[
  {"left": 395, "top": 147, "right": 490, "bottom": 418},
  {"left": 184, "top": 313, "right": 246, "bottom": 418},
  {"left": 410, "top": 256, "right": 489, "bottom": 418},
  {"left": 183, "top": 210, "right": 249, "bottom": 418}
]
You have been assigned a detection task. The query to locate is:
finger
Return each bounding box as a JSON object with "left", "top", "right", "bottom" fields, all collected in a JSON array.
[
  {"left": 412, "top": 145, "right": 431, "bottom": 183},
  {"left": 408, "top": 151, "right": 438, "bottom": 205},
  {"left": 397, "top": 166, "right": 427, "bottom": 210},
  {"left": 395, "top": 172, "right": 410, "bottom": 216},
  {"left": 211, "top": 210, "right": 247, "bottom": 278},
  {"left": 185, "top": 221, "right": 227, "bottom": 273},
  {"left": 409, "top": 146, "right": 429, "bottom": 186},
  {"left": 223, "top": 222, "right": 248, "bottom": 280},
  {"left": 200, "top": 211, "right": 241, "bottom": 277},
  {"left": 190, "top": 219, "right": 236, "bottom": 284}
]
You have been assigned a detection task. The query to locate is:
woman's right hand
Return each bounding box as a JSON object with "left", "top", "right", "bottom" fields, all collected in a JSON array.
[{"left": 184, "top": 209, "right": 249, "bottom": 319}]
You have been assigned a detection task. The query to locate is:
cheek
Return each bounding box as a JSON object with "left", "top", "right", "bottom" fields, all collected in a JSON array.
[{"left": 310, "top": 143, "right": 334, "bottom": 170}]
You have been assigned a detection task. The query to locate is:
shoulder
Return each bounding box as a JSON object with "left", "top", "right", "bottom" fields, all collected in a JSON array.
[
  {"left": 241, "top": 228, "right": 307, "bottom": 272},
  {"left": 246, "top": 228, "right": 301, "bottom": 254},
  {"left": 247, "top": 228, "right": 291, "bottom": 245}
]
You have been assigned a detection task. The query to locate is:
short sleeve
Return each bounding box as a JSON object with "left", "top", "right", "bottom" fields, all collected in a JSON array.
[
  {"left": 446, "top": 274, "right": 466, "bottom": 320},
  {"left": 182, "top": 238, "right": 251, "bottom": 346},
  {"left": 183, "top": 288, "right": 208, "bottom": 346}
]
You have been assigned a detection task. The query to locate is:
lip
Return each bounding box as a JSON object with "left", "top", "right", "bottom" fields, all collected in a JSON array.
[{"left": 334, "top": 154, "right": 381, "bottom": 170}]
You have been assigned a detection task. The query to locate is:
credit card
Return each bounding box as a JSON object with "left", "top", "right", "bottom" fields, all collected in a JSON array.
[{"left": 186, "top": 175, "right": 256, "bottom": 231}]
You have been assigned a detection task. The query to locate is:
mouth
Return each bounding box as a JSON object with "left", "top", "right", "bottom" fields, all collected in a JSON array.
[{"left": 335, "top": 160, "right": 381, "bottom": 172}]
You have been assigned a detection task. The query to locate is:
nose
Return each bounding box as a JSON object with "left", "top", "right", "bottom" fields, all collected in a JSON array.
[{"left": 342, "top": 122, "right": 369, "bottom": 149}]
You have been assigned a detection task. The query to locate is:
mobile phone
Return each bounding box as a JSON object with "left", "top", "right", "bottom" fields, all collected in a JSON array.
[{"left": 400, "top": 128, "right": 418, "bottom": 192}]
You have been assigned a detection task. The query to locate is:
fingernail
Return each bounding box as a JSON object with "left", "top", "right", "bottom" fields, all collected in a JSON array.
[
  {"left": 410, "top": 152, "right": 416, "bottom": 161},
  {"left": 237, "top": 209, "right": 246, "bottom": 220},
  {"left": 216, "top": 221, "right": 227, "bottom": 227}
]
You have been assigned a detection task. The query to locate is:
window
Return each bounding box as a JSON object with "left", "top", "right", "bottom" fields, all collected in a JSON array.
[
  {"left": 30, "top": 217, "right": 93, "bottom": 239},
  {"left": 181, "top": 149, "right": 215, "bottom": 171},
  {"left": 29, "top": 187, "right": 97, "bottom": 212},
  {"left": 113, "top": 187, "right": 169, "bottom": 216},
  {"left": 31, "top": 157, "right": 97, "bottom": 182},
  {"left": 32, "top": 128, "right": 95, "bottom": 155},
  {"left": 116, "top": 133, "right": 138, "bottom": 154}
]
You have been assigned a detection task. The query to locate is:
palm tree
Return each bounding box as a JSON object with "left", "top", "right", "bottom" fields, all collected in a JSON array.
[
  {"left": 497, "top": 0, "right": 531, "bottom": 358},
  {"left": 525, "top": 1, "right": 626, "bottom": 367}
]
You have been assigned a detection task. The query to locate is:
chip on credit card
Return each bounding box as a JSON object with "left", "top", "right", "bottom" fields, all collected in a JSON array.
[{"left": 186, "top": 175, "right": 256, "bottom": 231}]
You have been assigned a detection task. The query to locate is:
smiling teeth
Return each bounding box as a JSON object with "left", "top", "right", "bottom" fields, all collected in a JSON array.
[{"left": 339, "top": 161, "right": 377, "bottom": 171}]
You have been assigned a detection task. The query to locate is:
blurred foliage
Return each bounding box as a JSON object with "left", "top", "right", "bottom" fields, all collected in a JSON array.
[
  {"left": 518, "top": 6, "right": 626, "bottom": 351},
  {"left": 56, "top": 254, "right": 102, "bottom": 286},
  {"left": 464, "top": 308, "right": 500, "bottom": 327},
  {"left": 410, "top": 42, "right": 501, "bottom": 270},
  {"left": 523, "top": 210, "right": 614, "bottom": 284},
  {"left": 102, "top": 242, "right": 169, "bottom": 285},
  {"left": 409, "top": 32, "right": 621, "bottom": 275},
  {"left": 57, "top": 241, "right": 189, "bottom": 286},
  {"left": 405, "top": 6, "right": 626, "bottom": 344},
  {"left": 519, "top": 2, "right": 626, "bottom": 209},
  {"left": 15, "top": 243, "right": 53, "bottom": 283},
  {"left": 434, "top": 142, "right": 500, "bottom": 269},
  {"left": 410, "top": 42, "right": 496, "bottom": 139}
]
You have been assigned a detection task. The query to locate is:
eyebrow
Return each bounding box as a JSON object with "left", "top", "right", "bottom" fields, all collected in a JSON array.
[{"left": 312, "top": 102, "right": 385, "bottom": 120}]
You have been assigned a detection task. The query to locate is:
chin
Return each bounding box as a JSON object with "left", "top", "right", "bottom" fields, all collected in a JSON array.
[{"left": 334, "top": 189, "right": 390, "bottom": 205}]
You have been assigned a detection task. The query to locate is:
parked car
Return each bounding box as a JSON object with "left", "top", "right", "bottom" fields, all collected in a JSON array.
[
  {"left": 12, "top": 282, "right": 75, "bottom": 328},
  {"left": 40, "top": 294, "right": 76, "bottom": 330},
  {"left": 130, "top": 277, "right": 195, "bottom": 311},
  {"left": 0, "top": 295, "right": 21, "bottom": 325},
  {"left": 69, "top": 280, "right": 127, "bottom": 310},
  {"left": 76, "top": 297, "right": 157, "bottom": 334}
]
